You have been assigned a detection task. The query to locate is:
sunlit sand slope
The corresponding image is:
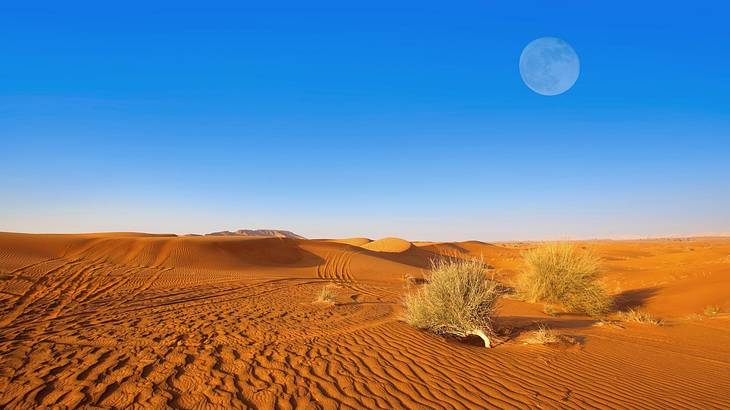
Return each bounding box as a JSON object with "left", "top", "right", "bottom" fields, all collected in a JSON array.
[{"left": 0, "top": 233, "right": 728, "bottom": 408}]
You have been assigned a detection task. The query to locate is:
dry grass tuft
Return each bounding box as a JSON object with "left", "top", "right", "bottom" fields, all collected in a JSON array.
[
  {"left": 703, "top": 305, "right": 720, "bottom": 317},
  {"left": 315, "top": 284, "right": 337, "bottom": 304},
  {"left": 404, "top": 257, "right": 502, "bottom": 347},
  {"left": 517, "top": 243, "right": 611, "bottom": 317},
  {"left": 403, "top": 273, "right": 427, "bottom": 287},
  {"left": 681, "top": 313, "right": 705, "bottom": 321},
  {"left": 542, "top": 305, "right": 559, "bottom": 316},
  {"left": 619, "top": 308, "right": 662, "bottom": 325},
  {"left": 522, "top": 324, "right": 559, "bottom": 345}
]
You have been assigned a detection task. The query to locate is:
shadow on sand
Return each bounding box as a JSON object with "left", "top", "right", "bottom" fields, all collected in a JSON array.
[{"left": 612, "top": 287, "right": 661, "bottom": 311}]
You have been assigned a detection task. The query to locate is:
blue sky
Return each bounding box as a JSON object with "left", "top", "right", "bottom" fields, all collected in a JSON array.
[{"left": 2, "top": 1, "right": 729, "bottom": 240}]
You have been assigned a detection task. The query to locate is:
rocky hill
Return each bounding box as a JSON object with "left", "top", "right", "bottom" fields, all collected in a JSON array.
[{"left": 205, "top": 229, "right": 305, "bottom": 239}]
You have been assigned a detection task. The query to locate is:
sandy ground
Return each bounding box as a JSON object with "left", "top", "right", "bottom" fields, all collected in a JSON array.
[{"left": 0, "top": 232, "right": 729, "bottom": 409}]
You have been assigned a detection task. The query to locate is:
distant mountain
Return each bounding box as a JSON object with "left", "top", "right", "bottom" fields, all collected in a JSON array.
[{"left": 205, "top": 229, "right": 306, "bottom": 239}]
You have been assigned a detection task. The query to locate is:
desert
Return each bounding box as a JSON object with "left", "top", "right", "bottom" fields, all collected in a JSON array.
[
  {"left": 1, "top": 232, "right": 728, "bottom": 408},
  {"left": 3, "top": 4, "right": 729, "bottom": 408}
]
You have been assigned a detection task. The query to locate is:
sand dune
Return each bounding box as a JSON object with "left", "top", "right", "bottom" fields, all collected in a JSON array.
[
  {"left": 360, "top": 237, "right": 413, "bottom": 253},
  {"left": 323, "top": 237, "right": 372, "bottom": 247},
  {"left": 1, "top": 232, "right": 729, "bottom": 408}
]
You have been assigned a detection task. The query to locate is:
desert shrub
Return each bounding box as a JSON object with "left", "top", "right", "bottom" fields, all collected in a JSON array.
[
  {"left": 315, "top": 284, "right": 336, "bottom": 303},
  {"left": 619, "top": 308, "right": 662, "bottom": 325},
  {"left": 517, "top": 243, "right": 610, "bottom": 317},
  {"left": 522, "top": 324, "right": 559, "bottom": 345},
  {"left": 703, "top": 305, "right": 720, "bottom": 317},
  {"left": 404, "top": 257, "right": 501, "bottom": 347}
]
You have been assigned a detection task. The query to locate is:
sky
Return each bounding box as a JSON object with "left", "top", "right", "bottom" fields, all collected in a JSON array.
[{"left": 1, "top": 1, "right": 729, "bottom": 241}]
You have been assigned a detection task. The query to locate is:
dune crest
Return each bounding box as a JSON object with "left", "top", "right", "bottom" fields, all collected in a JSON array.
[
  {"left": 324, "top": 237, "right": 372, "bottom": 246},
  {"left": 360, "top": 237, "right": 413, "bottom": 253}
]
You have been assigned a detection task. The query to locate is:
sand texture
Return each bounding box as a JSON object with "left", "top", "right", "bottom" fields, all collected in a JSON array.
[{"left": 1, "top": 232, "right": 729, "bottom": 408}]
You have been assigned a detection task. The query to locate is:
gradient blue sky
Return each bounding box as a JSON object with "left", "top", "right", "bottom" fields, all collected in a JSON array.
[{"left": 2, "top": 1, "right": 729, "bottom": 241}]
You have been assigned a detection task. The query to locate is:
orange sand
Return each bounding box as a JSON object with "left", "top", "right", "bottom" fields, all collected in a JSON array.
[{"left": 1, "top": 232, "right": 729, "bottom": 408}]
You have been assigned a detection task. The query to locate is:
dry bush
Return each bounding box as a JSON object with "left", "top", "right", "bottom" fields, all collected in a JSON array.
[
  {"left": 522, "top": 324, "right": 559, "bottom": 345},
  {"left": 315, "top": 284, "right": 336, "bottom": 304},
  {"left": 619, "top": 308, "right": 662, "bottom": 325},
  {"left": 703, "top": 305, "right": 720, "bottom": 317},
  {"left": 404, "top": 257, "right": 501, "bottom": 347},
  {"left": 517, "top": 243, "right": 611, "bottom": 317}
]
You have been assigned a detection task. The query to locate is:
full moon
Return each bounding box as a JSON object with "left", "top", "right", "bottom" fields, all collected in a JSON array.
[{"left": 519, "top": 37, "right": 580, "bottom": 96}]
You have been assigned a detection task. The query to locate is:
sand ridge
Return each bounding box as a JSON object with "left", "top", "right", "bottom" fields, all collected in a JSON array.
[
  {"left": 359, "top": 237, "right": 413, "bottom": 253},
  {"left": 0, "top": 232, "right": 729, "bottom": 408}
]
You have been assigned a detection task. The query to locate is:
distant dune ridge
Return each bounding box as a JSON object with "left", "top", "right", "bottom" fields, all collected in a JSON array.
[{"left": 204, "top": 229, "right": 305, "bottom": 239}]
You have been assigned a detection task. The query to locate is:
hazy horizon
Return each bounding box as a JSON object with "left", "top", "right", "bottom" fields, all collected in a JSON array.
[
  {"left": 5, "top": 226, "right": 730, "bottom": 244},
  {"left": 3, "top": 2, "right": 729, "bottom": 240}
]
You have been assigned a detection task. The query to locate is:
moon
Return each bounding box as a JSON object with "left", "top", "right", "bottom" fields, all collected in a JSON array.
[{"left": 519, "top": 37, "right": 580, "bottom": 96}]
